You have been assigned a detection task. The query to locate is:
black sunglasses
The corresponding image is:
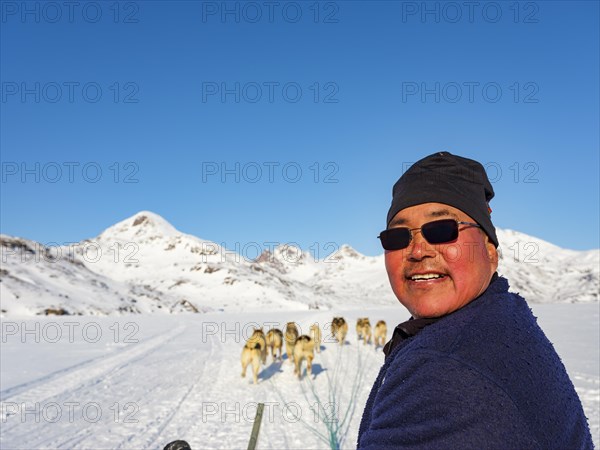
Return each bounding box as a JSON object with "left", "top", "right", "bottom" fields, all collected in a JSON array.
[{"left": 378, "top": 219, "right": 481, "bottom": 251}]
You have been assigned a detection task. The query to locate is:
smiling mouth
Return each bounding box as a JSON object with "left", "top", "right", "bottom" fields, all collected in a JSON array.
[{"left": 407, "top": 273, "right": 447, "bottom": 281}]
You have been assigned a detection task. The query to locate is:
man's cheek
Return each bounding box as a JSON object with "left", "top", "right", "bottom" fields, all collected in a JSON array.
[{"left": 442, "top": 243, "right": 462, "bottom": 262}]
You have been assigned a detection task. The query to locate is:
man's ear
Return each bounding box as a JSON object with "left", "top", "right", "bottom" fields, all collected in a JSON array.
[{"left": 486, "top": 238, "right": 499, "bottom": 267}]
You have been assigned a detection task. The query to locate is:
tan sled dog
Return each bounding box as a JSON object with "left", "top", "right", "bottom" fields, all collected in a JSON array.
[
  {"left": 266, "top": 328, "right": 283, "bottom": 361},
  {"left": 356, "top": 318, "right": 370, "bottom": 341},
  {"left": 309, "top": 323, "right": 321, "bottom": 353},
  {"left": 357, "top": 318, "right": 372, "bottom": 345},
  {"left": 374, "top": 320, "right": 387, "bottom": 348},
  {"left": 241, "top": 329, "right": 266, "bottom": 384},
  {"left": 293, "top": 335, "right": 315, "bottom": 379},
  {"left": 356, "top": 318, "right": 365, "bottom": 341},
  {"left": 285, "top": 322, "right": 299, "bottom": 362},
  {"left": 250, "top": 328, "right": 267, "bottom": 364},
  {"left": 331, "top": 317, "right": 348, "bottom": 346}
]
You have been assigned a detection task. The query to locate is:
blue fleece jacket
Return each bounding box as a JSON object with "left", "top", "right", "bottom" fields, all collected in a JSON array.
[{"left": 357, "top": 276, "right": 594, "bottom": 449}]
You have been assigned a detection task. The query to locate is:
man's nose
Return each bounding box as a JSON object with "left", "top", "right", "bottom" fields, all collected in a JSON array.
[{"left": 407, "top": 231, "right": 436, "bottom": 261}]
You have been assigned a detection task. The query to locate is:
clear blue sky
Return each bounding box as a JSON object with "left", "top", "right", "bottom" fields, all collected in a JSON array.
[{"left": 1, "top": 1, "right": 599, "bottom": 257}]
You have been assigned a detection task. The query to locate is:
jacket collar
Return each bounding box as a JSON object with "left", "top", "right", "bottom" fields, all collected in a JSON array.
[{"left": 383, "top": 273, "right": 502, "bottom": 359}]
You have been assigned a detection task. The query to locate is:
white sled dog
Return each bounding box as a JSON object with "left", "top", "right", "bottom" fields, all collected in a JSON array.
[
  {"left": 331, "top": 317, "right": 348, "bottom": 346},
  {"left": 309, "top": 323, "right": 322, "bottom": 353},
  {"left": 284, "top": 322, "right": 299, "bottom": 362},
  {"left": 293, "top": 335, "right": 316, "bottom": 379},
  {"left": 241, "top": 328, "right": 267, "bottom": 384},
  {"left": 374, "top": 320, "right": 387, "bottom": 348},
  {"left": 266, "top": 328, "right": 283, "bottom": 361}
]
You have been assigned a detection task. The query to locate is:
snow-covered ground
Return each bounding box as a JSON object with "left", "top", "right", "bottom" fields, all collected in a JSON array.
[
  {"left": 1, "top": 212, "right": 598, "bottom": 448},
  {"left": 1, "top": 304, "right": 598, "bottom": 449}
]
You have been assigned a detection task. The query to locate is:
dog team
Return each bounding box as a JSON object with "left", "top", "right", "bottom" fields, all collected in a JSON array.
[{"left": 241, "top": 317, "right": 387, "bottom": 384}]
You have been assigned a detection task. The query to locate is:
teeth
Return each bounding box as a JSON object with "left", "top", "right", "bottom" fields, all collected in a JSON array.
[{"left": 410, "top": 273, "right": 444, "bottom": 281}]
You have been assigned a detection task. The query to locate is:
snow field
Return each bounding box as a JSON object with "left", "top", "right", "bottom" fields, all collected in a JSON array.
[{"left": 1, "top": 304, "right": 598, "bottom": 449}]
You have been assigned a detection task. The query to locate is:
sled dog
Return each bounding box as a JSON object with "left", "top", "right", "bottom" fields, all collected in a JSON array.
[
  {"left": 356, "top": 318, "right": 372, "bottom": 345},
  {"left": 331, "top": 317, "right": 348, "bottom": 346},
  {"left": 374, "top": 320, "right": 387, "bottom": 348},
  {"left": 356, "top": 317, "right": 365, "bottom": 340},
  {"left": 285, "top": 322, "right": 299, "bottom": 361},
  {"left": 293, "top": 335, "right": 315, "bottom": 379},
  {"left": 309, "top": 323, "right": 321, "bottom": 353},
  {"left": 356, "top": 317, "right": 372, "bottom": 343},
  {"left": 241, "top": 328, "right": 266, "bottom": 384},
  {"left": 266, "top": 328, "right": 283, "bottom": 361}
]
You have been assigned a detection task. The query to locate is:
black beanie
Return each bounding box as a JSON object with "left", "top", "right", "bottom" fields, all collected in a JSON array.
[{"left": 386, "top": 151, "right": 499, "bottom": 248}]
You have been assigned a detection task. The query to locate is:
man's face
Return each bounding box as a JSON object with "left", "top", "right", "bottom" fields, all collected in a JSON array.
[{"left": 385, "top": 202, "right": 498, "bottom": 319}]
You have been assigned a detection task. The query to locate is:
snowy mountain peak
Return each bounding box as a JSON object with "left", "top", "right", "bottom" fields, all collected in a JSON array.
[
  {"left": 0, "top": 235, "right": 36, "bottom": 255},
  {"left": 271, "top": 243, "right": 311, "bottom": 265},
  {"left": 333, "top": 244, "right": 364, "bottom": 260},
  {"left": 98, "top": 211, "right": 180, "bottom": 241},
  {"left": 254, "top": 249, "right": 273, "bottom": 263}
]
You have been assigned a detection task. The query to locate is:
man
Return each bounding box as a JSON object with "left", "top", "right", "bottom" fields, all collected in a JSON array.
[{"left": 358, "top": 152, "right": 593, "bottom": 449}]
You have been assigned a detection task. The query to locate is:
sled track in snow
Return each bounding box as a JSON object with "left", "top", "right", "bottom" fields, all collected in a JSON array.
[
  {"left": 1, "top": 326, "right": 186, "bottom": 406},
  {"left": 0, "top": 325, "right": 187, "bottom": 449},
  {"left": 130, "top": 332, "right": 220, "bottom": 450}
]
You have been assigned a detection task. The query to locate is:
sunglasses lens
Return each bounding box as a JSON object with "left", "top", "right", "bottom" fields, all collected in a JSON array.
[
  {"left": 379, "top": 227, "right": 411, "bottom": 250},
  {"left": 422, "top": 219, "right": 458, "bottom": 244}
]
